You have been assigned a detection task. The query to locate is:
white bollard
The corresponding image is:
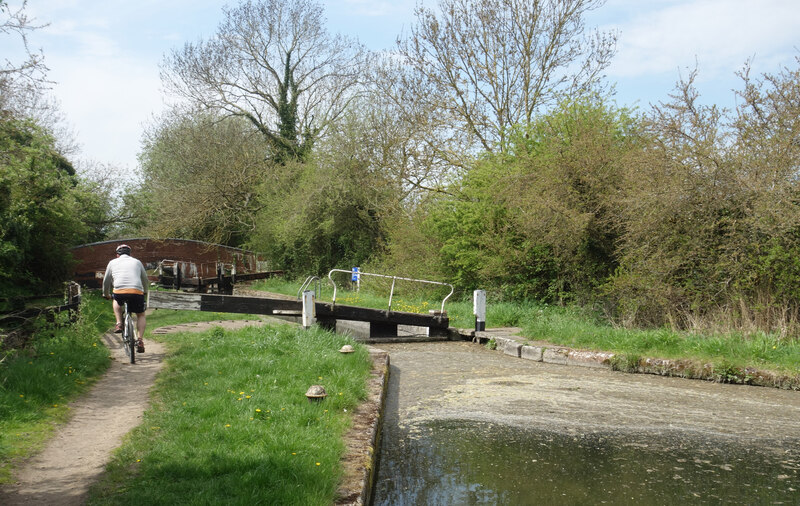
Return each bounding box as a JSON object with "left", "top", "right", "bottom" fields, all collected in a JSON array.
[
  {"left": 473, "top": 289, "right": 486, "bottom": 331},
  {"left": 302, "top": 290, "right": 316, "bottom": 329}
]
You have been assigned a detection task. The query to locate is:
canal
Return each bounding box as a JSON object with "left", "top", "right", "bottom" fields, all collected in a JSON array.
[{"left": 371, "top": 341, "right": 800, "bottom": 505}]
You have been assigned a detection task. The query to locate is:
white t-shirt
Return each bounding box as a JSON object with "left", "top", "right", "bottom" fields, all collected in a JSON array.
[{"left": 102, "top": 254, "right": 149, "bottom": 296}]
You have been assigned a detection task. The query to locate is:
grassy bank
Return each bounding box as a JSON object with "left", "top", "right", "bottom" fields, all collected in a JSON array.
[
  {"left": 0, "top": 292, "right": 113, "bottom": 483},
  {"left": 88, "top": 323, "right": 371, "bottom": 505},
  {"left": 0, "top": 290, "right": 261, "bottom": 485},
  {"left": 250, "top": 278, "right": 800, "bottom": 378}
]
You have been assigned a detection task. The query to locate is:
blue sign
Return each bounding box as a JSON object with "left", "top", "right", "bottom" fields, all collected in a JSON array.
[{"left": 351, "top": 267, "right": 360, "bottom": 282}]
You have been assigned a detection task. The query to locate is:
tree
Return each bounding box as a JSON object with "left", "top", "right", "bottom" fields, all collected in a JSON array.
[
  {"left": 390, "top": 0, "right": 616, "bottom": 169},
  {"left": 421, "top": 96, "right": 637, "bottom": 300},
  {"left": 138, "top": 110, "right": 271, "bottom": 247},
  {"left": 0, "top": 117, "right": 93, "bottom": 294},
  {"left": 249, "top": 109, "right": 395, "bottom": 276},
  {"left": 160, "top": 0, "right": 367, "bottom": 163},
  {"left": 609, "top": 58, "right": 800, "bottom": 331}
]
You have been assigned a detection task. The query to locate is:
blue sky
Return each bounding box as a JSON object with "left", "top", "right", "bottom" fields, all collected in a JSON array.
[{"left": 3, "top": 0, "right": 798, "bottom": 174}]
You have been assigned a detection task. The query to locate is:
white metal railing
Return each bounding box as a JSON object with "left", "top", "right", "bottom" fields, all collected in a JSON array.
[
  {"left": 297, "top": 275, "right": 323, "bottom": 299},
  {"left": 327, "top": 269, "right": 453, "bottom": 314}
]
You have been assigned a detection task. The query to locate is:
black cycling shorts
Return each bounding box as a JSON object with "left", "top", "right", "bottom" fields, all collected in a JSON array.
[{"left": 112, "top": 293, "right": 146, "bottom": 314}]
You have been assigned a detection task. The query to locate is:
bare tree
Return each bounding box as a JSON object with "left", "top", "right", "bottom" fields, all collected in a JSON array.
[
  {"left": 160, "top": 0, "right": 368, "bottom": 161},
  {"left": 0, "top": 0, "right": 50, "bottom": 113},
  {"left": 393, "top": 0, "right": 616, "bottom": 158}
]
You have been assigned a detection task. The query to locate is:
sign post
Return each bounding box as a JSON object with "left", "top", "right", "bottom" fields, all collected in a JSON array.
[
  {"left": 351, "top": 267, "right": 361, "bottom": 292},
  {"left": 473, "top": 289, "right": 486, "bottom": 331}
]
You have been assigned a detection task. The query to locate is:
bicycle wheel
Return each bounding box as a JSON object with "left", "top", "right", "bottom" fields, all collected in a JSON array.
[
  {"left": 123, "top": 306, "right": 136, "bottom": 364},
  {"left": 126, "top": 314, "right": 136, "bottom": 364}
]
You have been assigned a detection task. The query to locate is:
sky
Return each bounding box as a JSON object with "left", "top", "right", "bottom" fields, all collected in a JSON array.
[{"left": 2, "top": 0, "right": 798, "bottom": 175}]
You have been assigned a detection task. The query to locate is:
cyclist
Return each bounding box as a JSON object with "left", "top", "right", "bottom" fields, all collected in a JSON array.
[{"left": 102, "top": 244, "right": 149, "bottom": 353}]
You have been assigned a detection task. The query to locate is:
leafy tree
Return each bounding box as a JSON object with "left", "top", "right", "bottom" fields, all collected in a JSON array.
[
  {"left": 609, "top": 58, "right": 800, "bottom": 331},
  {"left": 0, "top": 117, "right": 91, "bottom": 294},
  {"left": 138, "top": 111, "right": 270, "bottom": 247},
  {"left": 420, "top": 97, "right": 637, "bottom": 301},
  {"left": 161, "top": 0, "right": 367, "bottom": 163},
  {"left": 249, "top": 110, "right": 394, "bottom": 276}
]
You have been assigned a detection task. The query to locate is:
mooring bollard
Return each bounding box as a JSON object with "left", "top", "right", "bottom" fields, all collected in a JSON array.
[
  {"left": 302, "top": 290, "right": 316, "bottom": 329},
  {"left": 473, "top": 289, "right": 486, "bottom": 331}
]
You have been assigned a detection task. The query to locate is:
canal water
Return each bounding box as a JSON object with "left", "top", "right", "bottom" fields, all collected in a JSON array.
[
  {"left": 370, "top": 341, "right": 800, "bottom": 505},
  {"left": 372, "top": 419, "right": 799, "bottom": 505}
]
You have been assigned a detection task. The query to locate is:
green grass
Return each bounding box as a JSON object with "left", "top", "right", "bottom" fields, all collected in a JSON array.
[
  {"left": 519, "top": 304, "right": 800, "bottom": 376},
  {"left": 251, "top": 278, "right": 800, "bottom": 377},
  {"left": 88, "top": 324, "right": 371, "bottom": 505},
  {"left": 0, "top": 292, "right": 114, "bottom": 483}
]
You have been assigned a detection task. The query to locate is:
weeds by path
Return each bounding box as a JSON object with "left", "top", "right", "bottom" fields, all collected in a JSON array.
[
  {"left": 0, "top": 294, "right": 112, "bottom": 484},
  {"left": 88, "top": 323, "right": 371, "bottom": 505}
]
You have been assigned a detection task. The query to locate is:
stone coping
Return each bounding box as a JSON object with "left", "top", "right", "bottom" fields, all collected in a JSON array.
[{"left": 335, "top": 348, "right": 389, "bottom": 505}]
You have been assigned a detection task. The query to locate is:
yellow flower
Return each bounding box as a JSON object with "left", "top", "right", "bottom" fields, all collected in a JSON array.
[
  {"left": 245, "top": 395, "right": 251, "bottom": 399},
  {"left": 316, "top": 462, "right": 321, "bottom": 466},
  {"left": 225, "top": 424, "right": 231, "bottom": 427},
  {"left": 256, "top": 409, "right": 261, "bottom": 412}
]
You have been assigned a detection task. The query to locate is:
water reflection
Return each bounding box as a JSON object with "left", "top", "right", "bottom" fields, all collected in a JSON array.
[{"left": 372, "top": 419, "right": 800, "bottom": 505}]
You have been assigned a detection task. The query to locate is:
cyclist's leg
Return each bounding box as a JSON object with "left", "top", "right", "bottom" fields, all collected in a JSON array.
[
  {"left": 111, "top": 296, "right": 124, "bottom": 331},
  {"left": 135, "top": 312, "right": 146, "bottom": 341}
]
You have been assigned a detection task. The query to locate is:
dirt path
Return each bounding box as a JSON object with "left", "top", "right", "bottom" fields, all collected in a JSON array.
[
  {"left": 0, "top": 318, "right": 284, "bottom": 506},
  {"left": 0, "top": 330, "right": 166, "bottom": 506}
]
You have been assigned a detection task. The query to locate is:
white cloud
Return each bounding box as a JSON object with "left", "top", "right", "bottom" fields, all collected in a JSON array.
[{"left": 599, "top": 0, "right": 799, "bottom": 79}]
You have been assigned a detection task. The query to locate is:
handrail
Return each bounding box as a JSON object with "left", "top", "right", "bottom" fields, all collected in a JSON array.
[
  {"left": 327, "top": 269, "right": 453, "bottom": 315},
  {"left": 297, "top": 275, "right": 322, "bottom": 300}
]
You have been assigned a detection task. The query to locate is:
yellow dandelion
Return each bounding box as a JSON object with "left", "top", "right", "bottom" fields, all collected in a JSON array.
[
  {"left": 225, "top": 424, "right": 231, "bottom": 427},
  {"left": 256, "top": 408, "right": 262, "bottom": 412},
  {"left": 316, "top": 462, "right": 321, "bottom": 466},
  {"left": 245, "top": 395, "right": 251, "bottom": 399}
]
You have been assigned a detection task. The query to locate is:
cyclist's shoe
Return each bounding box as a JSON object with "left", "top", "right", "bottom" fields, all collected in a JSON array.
[
  {"left": 137, "top": 339, "right": 145, "bottom": 353},
  {"left": 114, "top": 323, "right": 123, "bottom": 333}
]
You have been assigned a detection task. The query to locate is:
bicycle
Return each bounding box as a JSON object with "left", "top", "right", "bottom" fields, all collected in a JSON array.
[{"left": 121, "top": 301, "right": 136, "bottom": 364}]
